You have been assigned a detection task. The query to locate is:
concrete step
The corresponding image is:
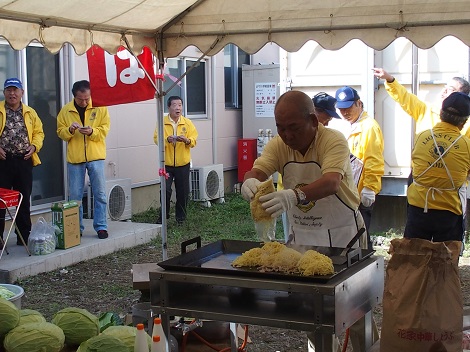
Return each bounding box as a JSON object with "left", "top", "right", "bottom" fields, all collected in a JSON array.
[{"left": 0, "top": 219, "right": 160, "bottom": 283}]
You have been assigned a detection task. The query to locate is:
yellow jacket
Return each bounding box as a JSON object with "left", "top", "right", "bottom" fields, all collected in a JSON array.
[
  {"left": 0, "top": 101, "right": 44, "bottom": 166},
  {"left": 408, "top": 122, "right": 470, "bottom": 215},
  {"left": 385, "top": 79, "right": 470, "bottom": 137},
  {"left": 57, "top": 98, "right": 110, "bottom": 164},
  {"left": 154, "top": 115, "right": 198, "bottom": 167},
  {"left": 348, "top": 111, "right": 384, "bottom": 194}
]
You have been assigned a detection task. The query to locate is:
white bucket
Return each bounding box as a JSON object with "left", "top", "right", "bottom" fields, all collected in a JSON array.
[{"left": 1, "top": 284, "right": 24, "bottom": 309}]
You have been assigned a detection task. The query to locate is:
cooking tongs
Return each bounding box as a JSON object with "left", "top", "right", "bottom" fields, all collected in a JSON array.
[{"left": 330, "top": 227, "right": 366, "bottom": 265}]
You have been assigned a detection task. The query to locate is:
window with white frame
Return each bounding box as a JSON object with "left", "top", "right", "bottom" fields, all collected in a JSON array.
[
  {"left": 0, "top": 42, "right": 64, "bottom": 208},
  {"left": 224, "top": 44, "right": 250, "bottom": 109},
  {"left": 163, "top": 57, "right": 207, "bottom": 118}
]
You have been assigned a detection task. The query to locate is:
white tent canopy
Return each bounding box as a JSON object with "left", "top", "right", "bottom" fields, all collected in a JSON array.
[
  {"left": 1, "top": 0, "right": 468, "bottom": 259},
  {"left": 0, "top": 0, "right": 469, "bottom": 56}
]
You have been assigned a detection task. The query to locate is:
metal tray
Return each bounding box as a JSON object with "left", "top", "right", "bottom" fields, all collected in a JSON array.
[{"left": 158, "top": 237, "right": 375, "bottom": 283}]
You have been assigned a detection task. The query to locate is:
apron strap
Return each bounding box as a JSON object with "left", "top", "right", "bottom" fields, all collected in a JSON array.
[{"left": 413, "top": 129, "right": 463, "bottom": 213}]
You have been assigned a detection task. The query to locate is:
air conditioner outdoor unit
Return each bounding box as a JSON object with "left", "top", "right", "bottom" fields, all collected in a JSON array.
[
  {"left": 87, "top": 178, "right": 132, "bottom": 221},
  {"left": 190, "top": 164, "right": 225, "bottom": 207}
]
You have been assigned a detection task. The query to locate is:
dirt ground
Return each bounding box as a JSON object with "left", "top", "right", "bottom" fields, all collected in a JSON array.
[{"left": 14, "top": 241, "right": 470, "bottom": 352}]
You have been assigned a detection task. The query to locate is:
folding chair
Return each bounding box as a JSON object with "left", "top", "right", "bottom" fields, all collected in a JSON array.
[{"left": 0, "top": 188, "right": 31, "bottom": 260}]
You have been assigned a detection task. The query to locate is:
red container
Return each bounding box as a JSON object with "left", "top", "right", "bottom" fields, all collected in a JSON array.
[
  {"left": 0, "top": 188, "right": 20, "bottom": 208},
  {"left": 238, "top": 139, "right": 257, "bottom": 182}
]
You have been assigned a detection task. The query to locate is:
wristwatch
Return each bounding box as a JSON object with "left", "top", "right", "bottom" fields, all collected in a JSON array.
[{"left": 294, "top": 188, "right": 307, "bottom": 205}]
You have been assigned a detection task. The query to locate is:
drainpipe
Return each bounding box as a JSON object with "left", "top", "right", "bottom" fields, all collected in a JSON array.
[{"left": 211, "top": 55, "right": 217, "bottom": 165}]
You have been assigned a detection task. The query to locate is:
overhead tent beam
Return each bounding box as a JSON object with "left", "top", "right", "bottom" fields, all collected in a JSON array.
[
  {"left": 0, "top": 0, "right": 209, "bottom": 47},
  {"left": 160, "top": 0, "right": 207, "bottom": 33},
  {"left": 161, "top": 19, "right": 470, "bottom": 38},
  {"left": 3, "top": 13, "right": 469, "bottom": 36},
  {"left": 1, "top": 7, "right": 469, "bottom": 49},
  {"left": 0, "top": 12, "right": 156, "bottom": 36}
]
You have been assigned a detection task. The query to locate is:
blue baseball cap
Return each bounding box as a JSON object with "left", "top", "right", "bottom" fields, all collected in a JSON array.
[
  {"left": 4, "top": 78, "right": 23, "bottom": 89},
  {"left": 313, "top": 92, "right": 341, "bottom": 119},
  {"left": 335, "top": 86, "right": 360, "bottom": 109}
]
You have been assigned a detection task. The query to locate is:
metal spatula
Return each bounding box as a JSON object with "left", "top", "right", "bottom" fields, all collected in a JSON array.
[{"left": 330, "top": 227, "right": 366, "bottom": 265}]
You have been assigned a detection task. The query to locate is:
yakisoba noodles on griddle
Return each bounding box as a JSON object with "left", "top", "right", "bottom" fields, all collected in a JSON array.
[
  {"left": 297, "top": 250, "right": 335, "bottom": 276},
  {"left": 232, "top": 242, "right": 334, "bottom": 276}
]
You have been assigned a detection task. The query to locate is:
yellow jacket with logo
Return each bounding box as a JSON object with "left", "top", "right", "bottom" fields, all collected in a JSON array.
[
  {"left": 385, "top": 79, "right": 470, "bottom": 137},
  {"left": 408, "top": 122, "right": 470, "bottom": 215},
  {"left": 57, "top": 98, "right": 110, "bottom": 164},
  {"left": 348, "top": 111, "right": 384, "bottom": 195},
  {"left": 154, "top": 115, "right": 198, "bottom": 167},
  {"left": 0, "top": 101, "right": 44, "bottom": 166}
]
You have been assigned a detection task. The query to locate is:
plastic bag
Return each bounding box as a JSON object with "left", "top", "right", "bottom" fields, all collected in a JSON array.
[
  {"left": 250, "top": 178, "right": 276, "bottom": 242},
  {"left": 254, "top": 218, "right": 276, "bottom": 242},
  {"left": 28, "top": 217, "right": 57, "bottom": 255}
]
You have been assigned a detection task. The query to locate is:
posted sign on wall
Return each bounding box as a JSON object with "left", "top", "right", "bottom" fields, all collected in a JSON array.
[{"left": 255, "top": 82, "right": 277, "bottom": 117}]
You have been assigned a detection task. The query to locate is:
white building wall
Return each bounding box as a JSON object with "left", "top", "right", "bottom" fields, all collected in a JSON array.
[
  {"left": 71, "top": 47, "right": 245, "bottom": 211},
  {"left": 284, "top": 37, "right": 470, "bottom": 194},
  {"left": 67, "top": 37, "right": 470, "bottom": 216}
]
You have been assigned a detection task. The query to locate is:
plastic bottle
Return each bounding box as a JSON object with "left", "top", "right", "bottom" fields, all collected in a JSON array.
[
  {"left": 151, "top": 317, "right": 168, "bottom": 352},
  {"left": 266, "top": 128, "right": 273, "bottom": 142},
  {"left": 257, "top": 129, "right": 265, "bottom": 157},
  {"left": 151, "top": 335, "right": 165, "bottom": 352},
  {"left": 135, "top": 323, "right": 149, "bottom": 352}
]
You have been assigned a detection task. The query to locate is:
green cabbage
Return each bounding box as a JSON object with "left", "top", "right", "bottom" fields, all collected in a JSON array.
[
  {"left": 76, "top": 334, "right": 129, "bottom": 352},
  {"left": 0, "top": 297, "right": 20, "bottom": 337},
  {"left": 19, "top": 309, "right": 46, "bottom": 325},
  {"left": 51, "top": 307, "right": 99, "bottom": 346},
  {"left": 0, "top": 286, "right": 15, "bottom": 299},
  {"left": 101, "top": 325, "right": 152, "bottom": 351},
  {"left": 3, "top": 321, "right": 65, "bottom": 352}
]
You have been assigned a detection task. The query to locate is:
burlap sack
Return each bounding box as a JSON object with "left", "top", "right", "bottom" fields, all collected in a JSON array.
[{"left": 380, "top": 238, "right": 462, "bottom": 352}]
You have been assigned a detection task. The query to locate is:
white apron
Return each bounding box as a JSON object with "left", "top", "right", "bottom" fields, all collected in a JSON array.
[
  {"left": 282, "top": 161, "right": 365, "bottom": 247},
  {"left": 413, "top": 129, "right": 466, "bottom": 215}
]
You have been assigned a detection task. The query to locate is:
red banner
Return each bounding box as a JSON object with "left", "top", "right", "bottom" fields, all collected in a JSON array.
[{"left": 86, "top": 45, "right": 156, "bottom": 107}]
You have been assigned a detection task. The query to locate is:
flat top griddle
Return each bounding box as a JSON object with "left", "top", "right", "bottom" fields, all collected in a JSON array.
[{"left": 158, "top": 238, "right": 375, "bottom": 283}]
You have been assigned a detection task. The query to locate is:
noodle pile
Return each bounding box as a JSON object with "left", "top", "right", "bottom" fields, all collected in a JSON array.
[
  {"left": 297, "top": 250, "right": 335, "bottom": 276},
  {"left": 250, "top": 179, "right": 275, "bottom": 221},
  {"left": 232, "top": 242, "right": 334, "bottom": 276}
]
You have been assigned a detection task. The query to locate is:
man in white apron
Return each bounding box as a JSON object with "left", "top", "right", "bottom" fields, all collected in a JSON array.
[
  {"left": 241, "top": 90, "right": 374, "bottom": 351},
  {"left": 242, "top": 91, "right": 365, "bottom": 247},
  {"left": 405, "top": 92, "right": 470, "bottom": 241}
]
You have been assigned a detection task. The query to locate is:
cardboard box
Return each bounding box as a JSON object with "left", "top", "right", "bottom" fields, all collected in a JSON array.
[{"left": 51, "top": 201, "right": 80, "bottom": 249}]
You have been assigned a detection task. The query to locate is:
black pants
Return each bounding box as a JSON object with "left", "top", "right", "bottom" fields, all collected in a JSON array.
[
  {"left": 0, "top": 156, "right": 33, "bottom": 243},
  {"left": 404, "top": 204, "right": 464, "bottom": 242},
  {"left": 161, "top": 163, "right": 190, "bottom": 222},
  {"left": 359, "top": 203, "right": 374, "bottom": 250}
]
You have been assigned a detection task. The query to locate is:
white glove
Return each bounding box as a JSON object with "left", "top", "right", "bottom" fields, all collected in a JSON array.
[
  {"left": 361, "top": 187, "right": 376, "bottom": 207},
  {"left": 241, "top": 178, "right": 261, "bottom": 201},
  {"left": 259, "top": 189, "right": 297, "bottom": 218}
]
